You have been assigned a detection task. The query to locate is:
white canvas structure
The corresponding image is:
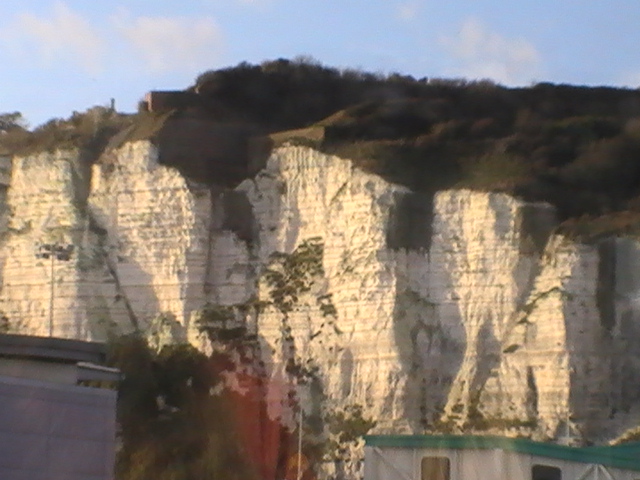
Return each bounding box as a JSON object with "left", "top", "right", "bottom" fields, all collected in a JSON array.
[{"left": 364, "top": 435, "right": 640, "bottom": 480}]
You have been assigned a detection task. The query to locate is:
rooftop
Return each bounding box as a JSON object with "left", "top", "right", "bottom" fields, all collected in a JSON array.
[
  {"left": 364, "top": 435, "right": 640, "bottom": 471},
  {"left": 0, "top": 333, "right": 107, "bottom": 365}
]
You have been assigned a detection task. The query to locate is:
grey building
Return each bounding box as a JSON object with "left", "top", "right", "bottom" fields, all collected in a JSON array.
[{"left": 0, "top": 334, "right": 119, "bottom": 480}]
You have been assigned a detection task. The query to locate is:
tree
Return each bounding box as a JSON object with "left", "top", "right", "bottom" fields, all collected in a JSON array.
[{"left": 0, "top": 112, "right": 27, "bottom": 133}]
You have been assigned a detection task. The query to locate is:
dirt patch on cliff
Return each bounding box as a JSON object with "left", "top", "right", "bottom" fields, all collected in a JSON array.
[{"left": 386, "top": 192, "right": 434, "bottom": 251}]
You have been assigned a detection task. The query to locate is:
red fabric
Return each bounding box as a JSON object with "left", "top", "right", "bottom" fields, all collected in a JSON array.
[{"left": 226, "top": 371, "right": 292, "bottom": 480}]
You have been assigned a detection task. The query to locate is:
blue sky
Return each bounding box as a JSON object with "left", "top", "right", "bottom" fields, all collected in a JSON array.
[{"left": 1, "top": 0, "right": 639, "bottom": 127}]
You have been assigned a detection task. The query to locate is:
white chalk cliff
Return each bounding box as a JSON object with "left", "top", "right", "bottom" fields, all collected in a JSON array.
[{"left": 1, "top": 141, "right": 640, "bottom": 451}]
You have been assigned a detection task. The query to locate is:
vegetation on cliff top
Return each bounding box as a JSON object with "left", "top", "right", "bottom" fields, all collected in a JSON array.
[
  {"left": 192, "top": 59, "right": 640, "bottom": 227},
  {"left": 5, "top": 58, "right": 640, "bottom": 232},
  {"left": 0, "top": 106, "right": 135, "bottom": 161}
]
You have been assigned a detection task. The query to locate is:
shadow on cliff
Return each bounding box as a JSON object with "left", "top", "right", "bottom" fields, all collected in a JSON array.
[
  {"left": 386, "top": 192, "right": 554, "bottom": 433},
  {"left": 562, "top": 239, "right": 617, "bottom": 441},
  {"left": 389, "top": 283, "right": 468, "bottom": 432},
  {"left": 395, "top": 197, "right": 558, "bottom": 434},
  {"left": 386, "top": 190, "right": 467, "bottom": 432},
  {"left": 78, "top": 228, "right": 170, "bottom": 341}
]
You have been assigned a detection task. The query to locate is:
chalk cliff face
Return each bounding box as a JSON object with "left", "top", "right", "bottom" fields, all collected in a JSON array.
[{"left": 1, "top": 142, "right": 640, "bottom": 449}]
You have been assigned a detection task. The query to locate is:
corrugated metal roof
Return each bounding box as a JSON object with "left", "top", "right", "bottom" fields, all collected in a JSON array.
[{"left": 364, "top": 435, "right": 640, "bottom": 471}]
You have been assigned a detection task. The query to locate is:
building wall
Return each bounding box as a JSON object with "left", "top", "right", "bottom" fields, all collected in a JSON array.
[
  {"left": 0, "top": 358, "right": 79, "bottom": 384},
  {"left": 0, "top": 375, "right": 116, "bottom": 480},
  {"left": 364, "top": 447, "right": 640, "bottom": 480}
]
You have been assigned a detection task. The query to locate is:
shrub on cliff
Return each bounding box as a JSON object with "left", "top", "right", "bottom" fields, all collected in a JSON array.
[
  {"left": 193, "top": 58, "right": 505, "bottom": 131},
  {"left": 0, "top": 106, "right": 135, "bottom": 161},
  {"left": 0, "top": 111, "right": 27, "bottom": 133}
]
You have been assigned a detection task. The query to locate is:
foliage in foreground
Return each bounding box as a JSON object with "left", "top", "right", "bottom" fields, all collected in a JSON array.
[
  {"left": 108, "top": 336, "right": 254, "bottom": 480},
  {"left": 106, "top": 240, "right": 378, "bottom": 479}
]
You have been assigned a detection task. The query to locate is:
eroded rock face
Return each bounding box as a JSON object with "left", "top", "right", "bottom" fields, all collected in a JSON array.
[
  {"left": 0, "top": 142, "right": 639, "bottom": 456},
  {"left": 0, "top": 151, "right": 88, "bottom": 337},
  {"left": 0, "top": 143, "right": 214, "bottom": 343},
  {"left": 88, "top": 142, "right": 213, "bottom": 344}
]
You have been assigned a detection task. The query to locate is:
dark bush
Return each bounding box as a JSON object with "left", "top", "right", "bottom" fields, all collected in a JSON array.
[
  {"left": 0, "top": 106, "right": 135, "bottom": 162},
  {"left": 108, "top": 336, "right": 251, "bottom": 480}
]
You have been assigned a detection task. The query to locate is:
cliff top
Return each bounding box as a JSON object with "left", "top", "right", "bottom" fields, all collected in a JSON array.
[{"left": 4, "top": 58, "right": 640, "bottom": 233}]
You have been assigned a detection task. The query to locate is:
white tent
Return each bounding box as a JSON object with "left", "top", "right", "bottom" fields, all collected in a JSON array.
[{"left": 364, "top": 435, "right": 640, "bottom": 480}]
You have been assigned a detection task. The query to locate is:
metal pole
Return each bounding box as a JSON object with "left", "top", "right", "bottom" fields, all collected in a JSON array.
[
  {"left": 49, "top": 251, "right": 54, "bottom": 337},
  {"left": 297, "top": 407, "right": 303, "bottom": 480},
  {"left": 36, "top": 242, "right": 72, "bottom": 337}
]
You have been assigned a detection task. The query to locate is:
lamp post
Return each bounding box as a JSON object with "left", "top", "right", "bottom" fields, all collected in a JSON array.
[{"left": 36, "top": 243, "right": 74, "bottom": 337}]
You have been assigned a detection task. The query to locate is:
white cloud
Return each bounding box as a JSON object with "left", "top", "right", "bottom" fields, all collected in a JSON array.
[
  {"left": 4, "top": 2, "right": 104, "bottom": 74},
  {"left": 397, "top": 2, "right": 421, "bottom": 22},
  {"left": 113, "top": 11, "right": 224, "bottom": 72},
  {"left": 440, "top": 18, "right": 542, "bottom": 85}
]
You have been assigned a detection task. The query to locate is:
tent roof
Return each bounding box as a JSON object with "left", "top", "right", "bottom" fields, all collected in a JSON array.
[{"left": 364, "top": 435, "right": 640, "bottom": 472}]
